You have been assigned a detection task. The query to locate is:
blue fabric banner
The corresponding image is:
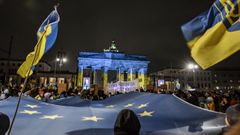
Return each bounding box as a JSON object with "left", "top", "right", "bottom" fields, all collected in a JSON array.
[{"left": 0, "top": 93, "right": 225, "bottom": 135}]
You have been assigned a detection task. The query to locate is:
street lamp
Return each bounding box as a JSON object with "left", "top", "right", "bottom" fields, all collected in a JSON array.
[
  {"left": 187, "top": 63, "right": 198, "bottom": 89},
  {"left": 56, "top": 58, "right": 60, "bottom": 62},
  {"left": 187, "top": 63, "right": 198, "bottom": 71},
  {"left": 54, "top": 49, "right": 67, "bottom": 85},
  {"left": 54, "top": 49, "right": 67, "bottom": 74},
  {"left": 62, "top": 58, "right": 67, "bottom": 63}
]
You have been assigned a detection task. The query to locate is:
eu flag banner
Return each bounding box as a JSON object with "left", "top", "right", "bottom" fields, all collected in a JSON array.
[
  {"left": 181, "top": 0, "right": 240, "bottom": 69},
  {"left": 17, "top": 8, "right": 60, "bottom": 78},
  {"left": 0, "top": 93, "right": 226, "bottom": 135}
]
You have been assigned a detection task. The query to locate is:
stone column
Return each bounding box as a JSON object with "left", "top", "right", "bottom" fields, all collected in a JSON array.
[
  {"left": 131, "top": 69, "right": 136, "bottom": 80},
  {"left": 94, "top": 69, "right": 97, "bottom": 85},
  {"left": 92, "top": 67, "right": 97, "bottom": 85},
  {"left": 92, "top": 67, "right": 99, "bottom": 95},
  {"left": 77, "top": 66, "right": 83, "bottom": 87},
  {"left": 127, "top": 68, "right": 133, "bottom": 81},
  {"left": 103, "top": 67, "right": 108, "bottom": 91},
  {"left": 117, "top": 67, "right": 121, "bottom": 82},
  {"left": 120, "top": 71, "right": 125, "bottom": 81},
  {"left": 138, "top": 68, "right": 147, "bottom": 90}
]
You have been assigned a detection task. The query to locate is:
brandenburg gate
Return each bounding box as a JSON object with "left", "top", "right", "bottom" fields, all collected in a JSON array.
[{"left": 77, "top": 41, "right": 150, "bottom": 91}]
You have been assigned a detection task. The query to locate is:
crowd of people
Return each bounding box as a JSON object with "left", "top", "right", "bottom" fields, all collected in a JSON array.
[
  {"left": 0, "top": 84, "right": 110, "bottom": 102},
  {"left": 0, "top": 85, "right": 20, "bottom": 100},
  {"left": 1, "top": 83, "right": 240, "bottom": 113},
  {"left": 1, "top": 83, "right": 240, "bottom": 135},
  {"left": 173, "top": 89, "right": 240, "bottom": 113}
]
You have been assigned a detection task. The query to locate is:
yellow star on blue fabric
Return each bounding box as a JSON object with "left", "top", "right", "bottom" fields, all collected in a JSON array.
[
  {"left": 106, "top": 105, "right": 115, "bottom": 108},
  {"left": 20, "top": 110, "right": 41, "bottom": 115},
  {"left": 82, "top": 116, "right": 103, "bottom": 122},
  {"left": 124, "top": 103, "right": 134, "bottom": 108},
  {"left": 137, "top": 103, "right": 149, "bottom": 109},
  {"left": 40, "top": 115, "right": 63, "bottom": 120},
  {"left": 24, "top": 104, "right": 40, "bottom": 109},
  {"left": 138, "top": 111, "right": 154, "bottom": 117}
]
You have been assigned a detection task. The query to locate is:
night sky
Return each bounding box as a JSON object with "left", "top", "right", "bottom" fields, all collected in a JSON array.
[{"left": 0, "top": 0, "right": 239, "bottom": 72}]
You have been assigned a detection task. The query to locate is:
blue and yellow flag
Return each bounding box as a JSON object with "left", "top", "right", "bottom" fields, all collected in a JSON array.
[
  {"left": 181, "top": 0, "right": 240, "bottom": 69},
  {"left": 17, "top": 8, "right": 60, "bottom": 78}
]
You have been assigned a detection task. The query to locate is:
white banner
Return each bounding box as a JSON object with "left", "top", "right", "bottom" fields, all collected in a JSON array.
[{"left": 106, "top": 80, "right": 139, "bottom": 93}]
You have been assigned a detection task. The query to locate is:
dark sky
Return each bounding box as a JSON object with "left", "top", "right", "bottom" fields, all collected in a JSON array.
[{"left": 0, "top": 0, "right": 239, "bottom": 72}]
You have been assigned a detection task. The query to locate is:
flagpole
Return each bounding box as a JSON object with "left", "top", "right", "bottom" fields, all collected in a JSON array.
[
  {"left": 7, "top": 29, "right": 48, "bottom": 135},
  {"left": 6, "top": 6, "right": 57, "bottom": 133},
  {"left": 7, "top": 69, "right": 31, "bottom": 135}
]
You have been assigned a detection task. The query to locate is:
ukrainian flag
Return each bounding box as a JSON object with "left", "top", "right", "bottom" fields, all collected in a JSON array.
[
  {"left": 17, "top": 8, "right": 60, "bottom": 78},
  {"left": 181, "top": 0, "right": 240, "bottom": 69}
]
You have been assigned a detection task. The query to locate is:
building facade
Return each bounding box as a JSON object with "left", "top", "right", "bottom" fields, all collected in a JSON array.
[
  {"left": 35, "top": 71, "right": 75, "bottom": 92},
  {"left": 0, "top": 58, "right": 75, "bottom": 92},
  {"left": 77, "top": 41, "right": 150, "bottom": 91},
  {"left": 179, "top": 69, "right": 212, "bottom": 90},
  {"left": 212, "top": 70, "right": 240, "bottom": 90},
  {"left": 150, "top": 68, "right": 212, "bottom": 91},
  {"left": 0, "top": 58, "right": 51, "bottom": 84},
  {"left": 151, "top": 68, "right": 240, "bottom": 91}
]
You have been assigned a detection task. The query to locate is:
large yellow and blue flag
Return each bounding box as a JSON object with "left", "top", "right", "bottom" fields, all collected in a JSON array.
[
  {"left": 17, "top": 8, "right": 60, "bottom": 78},
  {"left": 181, "top": 0, "right": 240, "bottom": 69}
]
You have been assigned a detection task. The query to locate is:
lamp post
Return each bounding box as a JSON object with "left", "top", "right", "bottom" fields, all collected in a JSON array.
[
  {"left": 187, "top": 63, "right": 198, "bottom": 89},
  {"left": 54, "top": 49, "right": 67, "bottom": 77}
]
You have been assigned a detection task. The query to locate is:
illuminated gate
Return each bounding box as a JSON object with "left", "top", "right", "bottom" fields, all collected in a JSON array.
[{"left": 77, "top": 41, "right": 149, "bottom": 91}]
